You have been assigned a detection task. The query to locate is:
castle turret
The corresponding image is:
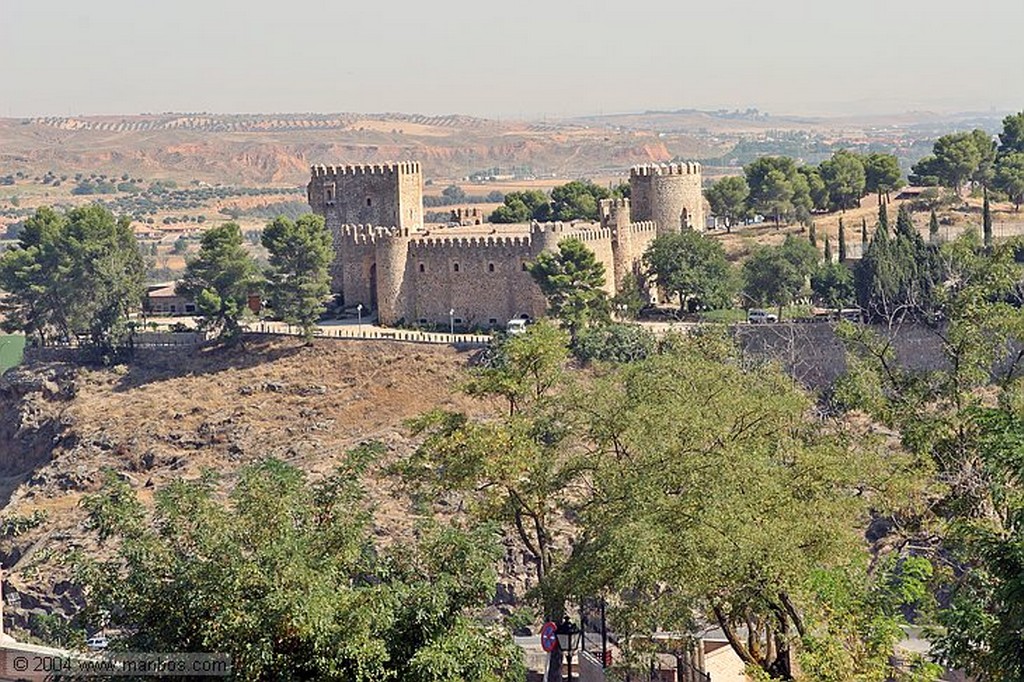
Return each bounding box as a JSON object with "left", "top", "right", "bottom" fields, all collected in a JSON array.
[
  {"left": 374, "top": 227, "right": 412, "bottom": 326},
  {"left": 629, "top": 162, "right": 703, "bottom": 235},
  {"left": 601, "top": 198, "right": 633, "bottom": 292}
]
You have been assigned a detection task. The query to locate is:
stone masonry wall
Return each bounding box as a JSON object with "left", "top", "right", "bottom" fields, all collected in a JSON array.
[
  {"left": 308, "top": 163, "right": 422, "bottom": 231},
  {"left": 402, "top": 235, "right": 545, "bottom": 328}
]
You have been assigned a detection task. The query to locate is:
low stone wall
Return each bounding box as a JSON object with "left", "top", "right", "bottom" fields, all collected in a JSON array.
[{"left": 735, "top": 322, "right": 950, "bottom": 389}]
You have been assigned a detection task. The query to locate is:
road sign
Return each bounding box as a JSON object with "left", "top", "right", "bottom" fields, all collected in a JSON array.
[{"left": 540, "top": 621, "right": 558, "bottom": 653}]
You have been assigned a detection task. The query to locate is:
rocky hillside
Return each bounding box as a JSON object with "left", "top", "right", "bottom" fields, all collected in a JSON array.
[{"left": 0, "top": 338, "right": 536, "bottom": 637}]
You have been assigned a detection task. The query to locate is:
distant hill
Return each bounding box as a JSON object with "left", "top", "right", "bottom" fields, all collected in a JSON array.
[{"left": 0, "top": 112, "right": 720, "bottom": 185}]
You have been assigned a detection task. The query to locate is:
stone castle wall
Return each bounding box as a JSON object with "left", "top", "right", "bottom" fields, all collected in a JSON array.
[
  {"left": 309, "top": 160, "right": 702, "bottom": 327},
  {"left": 401, "top": 234, "right": 545, "bottom": 328}
]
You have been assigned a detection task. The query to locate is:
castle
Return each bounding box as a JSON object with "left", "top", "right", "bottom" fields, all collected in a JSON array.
[{"left": 307, "top": 161, "right": 703, "bottom": 328}]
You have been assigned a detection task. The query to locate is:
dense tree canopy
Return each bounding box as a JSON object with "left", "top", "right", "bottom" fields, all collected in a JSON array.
[
  {"left": 528, "top": 238, "right": 610, "bottom": 336},
  {"left": 0, "top": 205, "right": 144, "bottom": 353},
  {"left": 177, "top": 222, "right": 261, "bottom": 344},
  {"left": 643, "top": 231, "right": 734, "bottom": 312},
  {"left": 261, "top": 213, "right": 333, "bottom": 342},
  {"left": 489, "top": 190, "right": 549, "bottom": 223},
  {"left": 78, "top": 456, "right": 523, "bottom": 682},
  {"left": 564, "top": 332, "right": 923, "bottom": 680},
  {"left": 819, "top": 149, "right": 867, "bottom": 211},
  {"left": 703, "top": 175, "right": 749, "bottom": 230},
  {"left": 864, "top": 153, "right": 905, "bottom": 202},
  {"left": 742, "top": 235, "right": 819, "bottom": 312},
  {"left": 910, "top": 129, "right": 997, "bottom": 194}
]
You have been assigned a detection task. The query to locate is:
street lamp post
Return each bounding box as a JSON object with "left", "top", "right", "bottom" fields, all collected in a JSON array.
[
  {"left": 555, "top": 616, "right": 582, "bottom": 682},
  {"left": 357, "top": 303, "right": 363, "bottom": 336},
  {"left": 449, "top": 308, "right": 455, "bottom": 339}
]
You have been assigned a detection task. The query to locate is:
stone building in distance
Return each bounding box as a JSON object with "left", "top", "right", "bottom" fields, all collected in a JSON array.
[{"left": 307, "top": 161, "right": 703, "bottom": 329}]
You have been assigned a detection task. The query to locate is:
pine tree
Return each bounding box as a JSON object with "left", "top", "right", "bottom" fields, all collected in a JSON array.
[
  {"left": 838, "top": 218, "right": 847, "bottom": 263},
  {"left": 878, "top": 203, "right": 889, "bottom": 237},
  {"left": 824, "top": 234, "right": 833, "bottom": 263},
  {"left": 983, "top": 188, "right": 993, "bottom": 248},
  {"left": 809, "top": 222, "right": 817, "bottom": 247},
  {"left": 895, "top": 204, "right": 916, "bottom": 239},
  {"left": 929, "top": 209, "right": 940, "bottom": 243}
]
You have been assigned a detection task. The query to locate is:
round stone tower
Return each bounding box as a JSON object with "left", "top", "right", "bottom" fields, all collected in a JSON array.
[
  {"left": 629, "top": 163, "right": 704, "bottom": 235},
  {"left": 373, "top": 227, "right": 412, "bottom": 326}
]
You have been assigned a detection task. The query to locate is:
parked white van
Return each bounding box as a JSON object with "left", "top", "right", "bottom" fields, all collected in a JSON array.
[
  {"left": 506, "top": 317, "right": 530, "bottom": 335},
  {"left": 747, "top": 309, "right": 778, "bottom": 324}
]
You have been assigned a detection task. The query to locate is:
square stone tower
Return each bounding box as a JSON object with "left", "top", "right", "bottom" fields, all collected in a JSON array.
[{"left": 307, "top": 162, "right": 424, "bottom": 231}]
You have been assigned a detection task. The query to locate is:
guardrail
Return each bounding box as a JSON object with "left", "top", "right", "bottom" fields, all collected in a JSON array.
[{"left": 246, "top": 323, "right": 493, "bottom": 347}]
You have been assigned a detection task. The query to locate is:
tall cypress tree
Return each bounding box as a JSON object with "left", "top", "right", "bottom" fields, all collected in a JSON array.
[
  {"left": 824, "top": 234, "right": 833, "bottom": 263},
  {"left": 838, "top": 218, "right": 847, "bottom": 262},
  {"left": 896, "top": 204, "right": 916, "bottom": 239},
  {"left": 878, "top": 203, "right": 889, "bottom": 237},
  {"left": 861, "top": 217, "right": 869, "bottom": 246},
  {"left": 929, "top": 209, "right": 940, "bottom": 243},
  {"left": 809, "top": 222, "right": 817, "bottom": 247},
  {"left": 983, "top": 188, "right": 993, "bottom": 248}
]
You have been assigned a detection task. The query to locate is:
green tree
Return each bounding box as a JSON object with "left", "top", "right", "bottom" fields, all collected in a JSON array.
[
  {"left": 861, "top": 217, "right": 869, "bottom": 248},
  {"left": 177, "top": 222, "right": 261, "bottom": 344},
  {"left": 911, "top": 130, "right": 995, "bottom": 195},
  {"left": 864, "top": 153, "right": 905, "bottom": 203},
  {"left": 643, "top": 231, "right": 735, "bottom": 313},
  {"left": 260, "top": 214, "right": 333, "bottom": 342},
  {"left": 441, "top": 184, "right": 466, "bottom": 204},
  {"left": 742, "top": 235, "right": 818, "bottom": 316},
  {"left": 983, "top": 188, "right": 992, "bottom": 247},
  {"left": 566, "top": 335, "right": 920, "bottom": 680},
  {"left": 929, "top": 208, "right": 940, "bottom": 242},
  {"left": 397, "top": 323, "right": 576, "bottom": 679},
  {"left": 704, "top": 175, "right": 749, "bottom": 231},
  {"left": 838, "top": 217, "right": 848, "bottom": 262},
  {"left": 819, "top": 149, "right": 867, "bottom": 211},
  {"left": 490, "top": 190, "right": 549, "bottom": 223},
  {"left": 528, "top": 238, "right": 610, "bottom": 337},
  {"left": 548, "top": 180, "right": 610, "bottom": 221},
  {"left": 823, "top": 232, "right": 833, "bottom": 263},
  {"left": 812, "top": 261, "right": 854, "bottom": 311},
  {"left": 799, "top": 165, "right": 830, "bottom": 211},
  {"left": 994, "top": 152, "right": 1024, "bottom": 210},
  {"left": 745, "top": 157, "right": 803, "bottom": 226},
  {"left": 0, "top": 205, "right": 144, "bottom": 352},
  {"left": 837, "top": 237, "right": 1024, "bottom": 679},
  {"left": 998, "top": 111, "right": 1024, "bottom": 154},
  {"left": 854, "top": 206, "right": 938, "bottom": 322},
  {"left": 877, "top": 202, "right": 889, "bottom": 237},
  {"left": 610, "top": 271, "right": 647, "bottom": 320},
  {"left": 809, "top": 221, "right": 818, "bottom": 247},
  {"left": 78, "top": 457, "right": 523, "bottom": 682},
  {"left": 172, "top": 237, "right": 188, "bottom": 255}
]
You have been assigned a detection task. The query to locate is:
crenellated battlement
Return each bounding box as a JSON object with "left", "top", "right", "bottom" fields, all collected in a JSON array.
[
  {"left": 311, "top": 161, "right": 422, "bottom": 178},
  {"left": 626, "top": 220, "right": 658, "bottom": 235},
  {"left": 333, "top": 224, "right": 413, "bottom": 245},
  {"left": 409, "top": 234, "right": 533, "bottom": 250},
  {"left": 529, "top": 221, "right": 613, "bottom": 244},
  {"left": 600, "top": 198, "right": 631, "bottom": 210},
  {"left": 630, "top": 162, "right": 701, "bottom": 177}
]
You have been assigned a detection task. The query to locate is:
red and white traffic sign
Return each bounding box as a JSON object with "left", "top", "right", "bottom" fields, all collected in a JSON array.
[{"left": 540, "top": 621, "right": 558, "bottom": 652}]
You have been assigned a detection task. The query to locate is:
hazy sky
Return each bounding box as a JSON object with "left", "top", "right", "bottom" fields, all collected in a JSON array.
[{"left": 2, "top": 0, "right": 1021, "bottom": 119}]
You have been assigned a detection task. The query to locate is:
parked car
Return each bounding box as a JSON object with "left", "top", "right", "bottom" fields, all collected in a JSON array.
[
  {"left": 747, "top": 309, "right": 778, "bottom": 324},
  {"left": 86, "top": 635, "right": 109, "bottom": 651}
]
